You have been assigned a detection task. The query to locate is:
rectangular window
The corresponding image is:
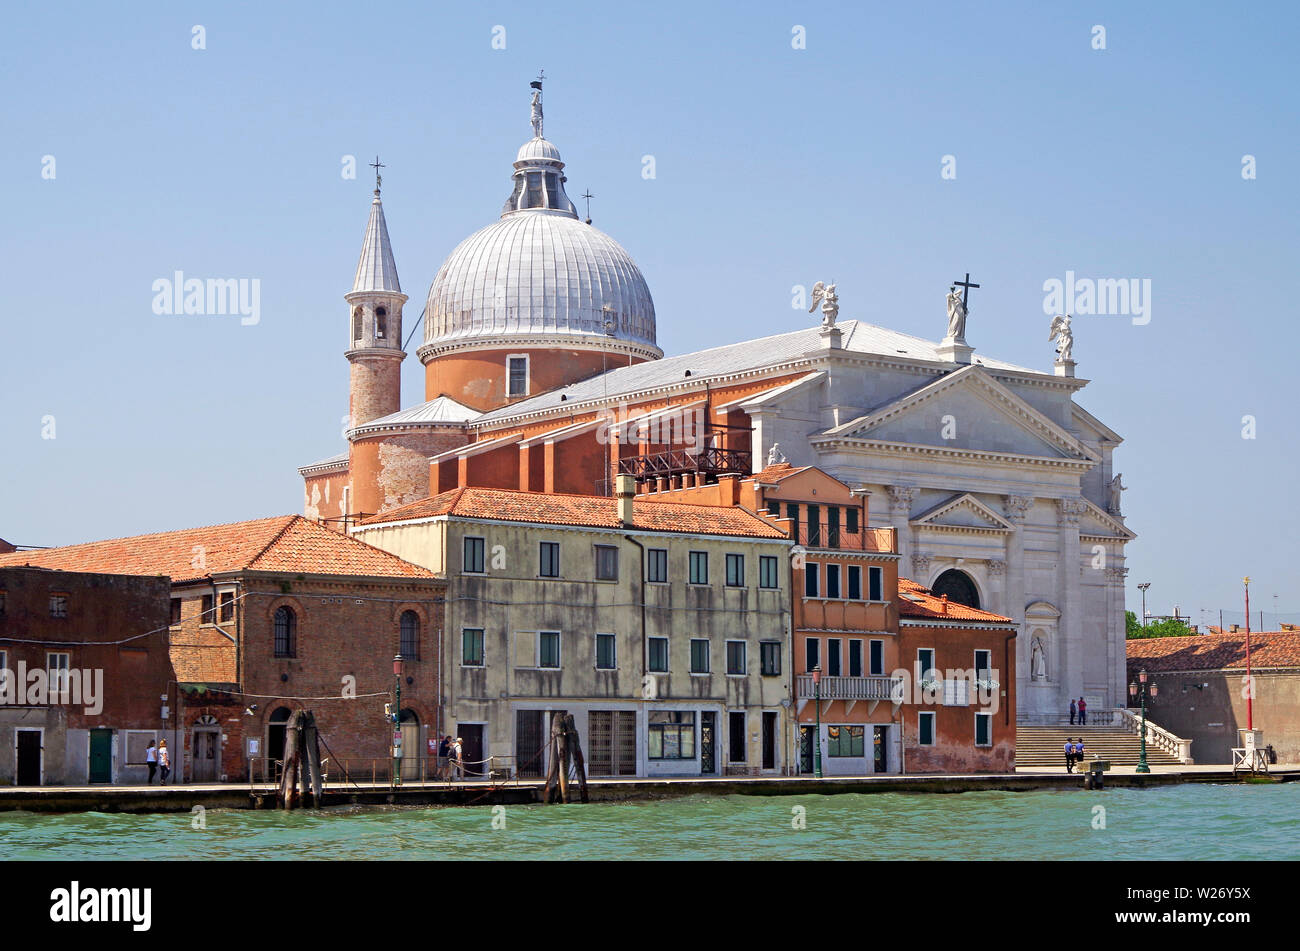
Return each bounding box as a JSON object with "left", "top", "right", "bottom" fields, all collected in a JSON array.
[
  {"left": 975, "top": 649, "right": 992, "bottom": 676},
  {"left": 647, "top": 548, "right": 668, "bottom": 583},
  {"left": 919, "top": 711, "right": 936, "bottom": 746},
  {"left": 805, "top": 638, "right": 820, "bottom": 672},
  {"left": 594, "top": 545, "right": 619, "bottom": 581},
  {"left": 690, "top": 638, "right": 710, "bottom": 674},
  {"left": 847, "top": 565, "right": 861, "bottom": 600},
  {"left": 725, "top": 553, "right": 744, "bottom": 587},
  {"left": 759, "top": 555, "right": 778, "bottom": 589},
  {"left": 786, "top": 503, "right": 800, "bottom": 540},
  {"left": 463, "top": 536, "right": 485, "bottom": 574},
  {"left": 827, "top": 506, "right": 840, "bottom": 548},
  {"left": 848, "top": 640, "right": 863, "bottom": 677},
  {"left": 507, "top": 355, "right": 528, "bottom": 397},
  {"left": 868, "top": 566, "right": 884, "bottom": 601},
  {"left": 539, "top": 541, "right": 560, "bottom": 578},
  {"left": 647, "top": 710, "right": 695, "bottom": 760},
  {"left": 804, "top": 562, "right": 819, "bottom": 598},
  {"left": 49, "top": 594, "right": 68, "bottom": 618},
  {"left": 729, "top": 711, "right": 746, "bottom": 762},
  {"left": 975, "top": 712, "right": 992, "bottom": 747},
  {"left": 595, "top": 633, "right": 616, "bottom": 670},
  {"left": 461, "top": 629, "right": 485, "bottom": 667},
  {"left": 846, "top": 507, "right": 859, "bottom": 534},
  {"left": 47, "top": 651, "right": 71, "bottom": 697},
  {"left": 648, "top": 637, "right": 669, "bottom": 673},
  {"left": 825, "top": 564, "right": 841, "bottom": 599},
  {"left": 726, "top": 640, "right": 746, "bottom": 675},
  {"left": 200, "top": 594, "right": 215, "bottom": 624},
  {"left": 918, "top": 648, "right": 936, "bottom": 679},
  {"left": 0, "top": 591, "right": 6, "bottom": 616},
  {"left": 766, "top": 500, "right": 779, "bottom": 517},
  {"left": 806, "top": 504, "right": 821, "bottom": 546},
  {"left": 169, "top": 598, "right": 182, "bottom": 625},
  {"left": 538, "top": 631, "right": 561, "bottom": 669},
  {"left": 827, "top": 724, "right": 865, "bottom": 758},
  {"left": 689, "top": 551, "right": 709, "bottom": 585},
  {"left": 219, "top": 591, "right": 234, "bottom": 623},
  {"left": 943, "top": 678, "right": 970, "bottom": 707},
  {"left": 826, "top": 638, "right": 841, "bottom": 677},
  {"left": 869, "top": 639, "right": 884, "bottom": 676},
  {"left": 761, "top": 641, "right": 781, "bottom": 676}
]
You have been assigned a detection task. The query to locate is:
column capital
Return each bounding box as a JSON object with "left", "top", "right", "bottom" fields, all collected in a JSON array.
[
  {"left": 986, "top": 558, "right": 1006, "bottom": 577},
  {"left": 888, "top": 485, "right": 917, "bottom": 516},
  {"left": 1056, "top": 498, "right": 1088, "bottom": 526},
  {"left": 911, "top": 552, "right": 932, "bottom": 577},
  {"left": 1003, "top": 494, "right": 1034, "bottom": 522}
]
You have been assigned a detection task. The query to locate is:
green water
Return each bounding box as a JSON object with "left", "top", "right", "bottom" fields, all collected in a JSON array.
[{"left": 1, "top": 784, "right": 1296, "bottom": 860}]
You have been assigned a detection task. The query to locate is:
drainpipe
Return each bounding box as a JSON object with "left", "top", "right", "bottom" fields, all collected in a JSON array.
[{"left": 623, "top": 534, "right": 647, "bottom": 687}]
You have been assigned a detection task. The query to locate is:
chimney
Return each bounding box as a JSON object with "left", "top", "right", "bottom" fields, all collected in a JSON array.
[
  {"left": 1230, "top": 624, "right": 1240, "bottom": 633},
  {"left": 616, "top": 473, "right": 636, "bottom": 527},
  {"left": 940, "top": 594, "right": 948, "bottom": 616}
]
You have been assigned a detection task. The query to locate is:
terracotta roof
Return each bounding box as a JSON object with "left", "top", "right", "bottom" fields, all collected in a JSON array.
[
  {"left": 0, "top": 515, "right": 435, "bottom": 583},
  {"left": 361, "top": 487, "right": 788, "bottom": 538},
  {"left": 1127, "top": 630, "right": 1300, "bottom": 672},
  {"left": 750, "top": 463, "right": 811, "bottom": 483},
  {"left": 896, "top": 578, "right": 1013, "bottom": 623}
]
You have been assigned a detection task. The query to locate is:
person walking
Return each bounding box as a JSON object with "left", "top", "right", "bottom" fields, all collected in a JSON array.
[
  {"left": 1077, "top": 696, "right": 1087, "bottom": 726},
  {"left": 158, "top": 738, "right": 171, "bottom": 785},
  {"left": 145, "top": 740, "right": 158, "bottom": 784},
  {"left": 1063, "top": 737, "right": 1076, "bottom": 773},
  {"left": 1069, "top": 698, "right": 1077, "bottom": 725},
  {"left": 452, "top": 736, "right": 464, "bottom": 781},
  {"left": 1075, "top": 737, "right": 1087, "bottom": 766}
]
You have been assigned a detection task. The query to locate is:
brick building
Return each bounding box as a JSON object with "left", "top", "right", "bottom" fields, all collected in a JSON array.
[
  {"left": 0, "top": 566, "right": 173, "bottom": 785},
  {"left": 0, "top": 516, "right": 443, "bottom": 783}
]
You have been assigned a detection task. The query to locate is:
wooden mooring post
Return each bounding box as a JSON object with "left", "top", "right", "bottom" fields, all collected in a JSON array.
[
  {"left": 542, "top": 712, "right": 589, "bottom": 804},
  {"left": 277, "top": 710, "right": 325, "bottom": 809}
]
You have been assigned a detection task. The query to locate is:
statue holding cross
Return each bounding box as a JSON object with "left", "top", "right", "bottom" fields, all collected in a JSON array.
[{"left": 945, "top": 272, "right": 979, "bottom": 341}]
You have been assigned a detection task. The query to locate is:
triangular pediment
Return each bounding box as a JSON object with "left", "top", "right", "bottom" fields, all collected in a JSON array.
[
  {"left": 821, "top": 364, "right": 1099, "bottom": 463},
  {"left": 911, "top": 493, "right": 1014, "bottom": 534},
  {"left": 1078, "top": 499, "right": 1137, "bottom": 540}
]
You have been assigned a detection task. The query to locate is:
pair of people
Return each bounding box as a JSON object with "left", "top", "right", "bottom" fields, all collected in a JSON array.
[
  {"left": 436, "top": 735, "right": 465, "bottom": 780},
  {"left": 1069, "top": 697, "right": 1088, "bottom": 725},
  {"left": 145, "top": 739, "right": 171, "bottom": 785},
  {"left": 1063, "top": 737, "right": 1087, "bottom": 772}
]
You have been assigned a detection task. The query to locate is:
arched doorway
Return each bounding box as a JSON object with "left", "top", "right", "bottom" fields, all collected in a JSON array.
[
  {"left": 192, "top": 714, "right": 222, "bottom": 783},
  {"left": 267, "top": 707, "right": 293, "bottom": 782},
  {"left": 931, "top": 569, "right": 980, "bottom": 609},
  {"left": 399, "top": 709, "right": 420, "bottom": 780}
]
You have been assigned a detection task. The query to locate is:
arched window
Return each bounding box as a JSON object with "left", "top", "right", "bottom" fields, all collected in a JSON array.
[
  {"left": 930, "top": 569, "right": 980, "bottom": 609},
  {"left": 400, "top": 610, "right": 419, "bottom": 660},
  {"left": 273, "top": 606, "right": 297, "bottom": 658},
  {"left": 375, "top": 306, "right": 387, "bottom": 339},
  {"left": 352, "top": 306, "right": 363, "bottom": 342}
]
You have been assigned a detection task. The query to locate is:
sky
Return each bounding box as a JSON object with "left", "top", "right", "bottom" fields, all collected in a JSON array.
[{"left": 2, "top": 1, "right": 1297, "bottom": 624}]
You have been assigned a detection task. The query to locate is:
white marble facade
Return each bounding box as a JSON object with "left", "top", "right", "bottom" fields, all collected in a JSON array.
[{"left": 741, "top": 342, "right": 1133, "bottom": 723}]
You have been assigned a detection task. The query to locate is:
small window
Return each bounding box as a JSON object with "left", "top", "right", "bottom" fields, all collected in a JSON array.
[
  {"left": 827, "top": 507, "right": 840, "bottom": 548},
  {"left": 725, "top": 553, "right": 744, "bottom": 587},
  {"left": 463, "top": 537, "right": 486, "bottom": 574},
  {"left": 826, "top": 564, "right": 841, "bottom": 599},
  {"left": 169, "top": 598, "right": 182, "bottom": 626},
  {"left": 690, "top": 638, "right": 710, "bottom": 674},
  {"left": 274, "top": 606, "right": 297, "bottom": 658},
  {"left": 539, "top": 541, "right": 560, "bottom": 578},
  {"left": 869, "top": 640, "right": 884, "bottom": 676},
  {"left": 375, "top": 306, "right": 388, "bottom": 339},
  {"left": 594, "top": 545, "right": 619, "bottom": 581},
  {"left": 728, "top": 711, "right": 746, "bottom": 762},
  {"left": 201, "top": 594, "right": 215, "bottom": 624},
  {"left": 759, "top": 555, "right": 779, "bottom": 589},
  {"left": 868, "top": 566, "right": 884, "bottom": 601},
  {"left": 352, "top": 306, "right": 363, "bottom": 341},
  {"left": 805, "top": 638, "right": 820, "bottom": 672},
  {"left": 49, "top": 593, "right": 68, "bottom": 618},
  {"left": 847, "top": 565, "right": 862, "bottom": 600},
  {"left": 917, "top": 648, "right": 936, "bottom": 680},
  {"left": 827, "top": 724, "right": 866, "bottom": 757},
  {"left": 462, "top": 628, "right": 485, "bottom": 667},
  {"left": 826, "top": 638, "right": 841, "bottom": 677},
  {"left": 689, "top": 551, "right": 709, "bottom": 585},
  {"left": 400, "top": 611, "right": 420, "bottom": 659},
  {"left": 538, "top": 631, "right": 561, "bottom": 669},
  {"left": 975, "top": 712, "right": 992, "bottom": 747},
  {"left": 846, "top": 507, "right": 859, "bottom": 534},
  {"left": 596, "top": 633, "right": 616, "bottom": 670},
  {"left": 848, "top": 640, "right": 863, "bottom": 677},
  {"left": 648, "top": 637, "right": 669, "bottom": 673},
  {"left": 647, "top": 548, "right": 668, "bottom": 583},
  {"left": 508, "top": 356, "right": 529, "bottom": 397},
  {"left": 0, "top": 591, "right": 6, "bottom": 617},
  {"left": 219, "top": 591, "right": 234, "bottom": 623},
  {"left": 761, "top": 641, "right": 781, "bottom": 676},
  {"left": 919, "top": 711, "right": 936, "bottom": 746},
  {"left": 975, "top": 649, "right": 992, "bottom": 676},
  {"left": 766, "top": 500, "right": 779, "bottom": 517},
  {"left": 648, "top": 710, "right": 694, "bottom": 760},
  {"left": 726, "top": 640, "right": 746, "bottom": 676},
  {"left": 47, "top": 651, "right": 71, "bottom": 696},
  {"left": 804, "top": 563, "right": 819, "bottom": 598},
  {"left": 786, "top": 503, "right": 800, "bottom": 539}
]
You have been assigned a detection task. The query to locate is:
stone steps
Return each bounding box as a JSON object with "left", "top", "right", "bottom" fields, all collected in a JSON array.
[{"left": 1015, "top": 726, "right": 1183, "bottom": 767}]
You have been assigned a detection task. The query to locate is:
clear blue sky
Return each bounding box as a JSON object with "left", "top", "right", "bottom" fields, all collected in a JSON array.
[{"left": 3, "top": 1, "right": 1297, "bottom": 623}]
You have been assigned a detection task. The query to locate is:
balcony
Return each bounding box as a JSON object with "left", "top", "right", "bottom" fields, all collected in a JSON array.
[
  {"left": 793, "top": 525, "right": 896, "bottom": 553},
  {"left": 796, "top": 674, "right": 905, "bottom": 703},
  {"left": 618, "top": 445, "right": 752, "bottom": 484}
]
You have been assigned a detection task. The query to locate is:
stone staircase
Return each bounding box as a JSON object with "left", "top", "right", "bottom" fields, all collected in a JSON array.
[{"left": 1015, "top": 724, "right": 1184, "bottom": 768}]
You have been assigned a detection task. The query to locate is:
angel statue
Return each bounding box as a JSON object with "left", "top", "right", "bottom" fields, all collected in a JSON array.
[
  {"left": 767, "top": 443, "right": 787, "bottom": 466},
  {"left": 945, "top": 286, "right": 967, "bottom": 340},
  {"left": 1048, "top": 313, "right": 1074, "bottom": 362},
  {"left": 530, "top": 89, "right": 544, "bottom": 138},
  {"left": 808, "top": 281, "right": 839, "bottom": 329},
  {"left": 1108, "top": 473, "right": 1126, "bottom": 515}
]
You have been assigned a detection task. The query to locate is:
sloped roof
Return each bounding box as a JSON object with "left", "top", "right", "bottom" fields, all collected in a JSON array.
[
  {"left": 0, "top": 515, "right": 436, "bottom": 583},
  {"left": 353, "top": 193, "right": 401, "bottom": 294},
  {"left": 352, "top": 395, "right": 481, "bottom": 433},
  {"left": 360, "top": 487, "right": 788, "bottom": 539},
  {"left": 1127, "top": 631, "right": 1300, "bottom": 672},
  {"left": 750, "top": 462, "right": 812, "bottom": 483},
  {"left": 896, "top": 578, "right": 1013, "bottom": 623}
]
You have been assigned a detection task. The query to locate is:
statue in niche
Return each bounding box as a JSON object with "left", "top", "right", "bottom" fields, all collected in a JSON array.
[{"left": 1030, "top": 636, "right": 1048, "bottom": 682}]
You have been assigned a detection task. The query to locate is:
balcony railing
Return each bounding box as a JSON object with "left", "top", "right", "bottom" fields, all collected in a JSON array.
[
  {"left": 793, "top": 525, "right": 896, "bottom": 553},
  {"left": 618, "top": 446, "right": 752, "bottom": 482},
  {"left": 796, "top": 674, "right": 905, "bottom": 702}
]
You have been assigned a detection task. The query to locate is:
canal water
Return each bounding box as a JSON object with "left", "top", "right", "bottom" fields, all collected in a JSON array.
[{"left": 1, "top": 783, "right": 1296, "bottom": 860}]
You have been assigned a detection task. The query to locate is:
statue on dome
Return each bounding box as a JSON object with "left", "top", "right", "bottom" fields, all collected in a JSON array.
[
  {"left": 808, "top": 281, "right": 839, "bottom": 329},
  {"left": 530, "top": 89, "right": 544, "bottom": 138},
  {"left": 1049, "top": 313, "right": 1074, "bottom": 363},
  {"left": 945, "top": 286, "right": 968, "bottom": 341}
]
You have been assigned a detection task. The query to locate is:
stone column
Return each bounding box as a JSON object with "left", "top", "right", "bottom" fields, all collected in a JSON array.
[
  {"left": 1003, "top": 495, "right": 1033, "bottom": 717},
  {"left": 1106, "top": 564, "right": 1129, "bottom": 711},
  {"left": 1056, "top": 499, "right": 1089, "bottom": 709},
  {"left": 888, "top": 486, "right": 916, "bottom": 574}
]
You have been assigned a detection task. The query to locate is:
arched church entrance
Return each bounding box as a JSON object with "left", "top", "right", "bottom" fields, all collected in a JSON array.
[{"left": 931, "top": 569, "right": 980, "bottom": 609}]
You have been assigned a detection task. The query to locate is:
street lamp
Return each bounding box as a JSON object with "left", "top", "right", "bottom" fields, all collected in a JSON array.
[
  {"left": 1137, "top": 582, "right": 1151, "bottom": 628},
  {"left": 812, "top": 665, "right": 823, "bottom": 779},
  {"left": 392, "top": 653, "right": 404, "bottom": 787},
  {"left": 1128, "top": 669, "right": 1158, "bottom": 774},
  {"left": 1243, "top": 577, "right": 1253, "bottom": 730}
]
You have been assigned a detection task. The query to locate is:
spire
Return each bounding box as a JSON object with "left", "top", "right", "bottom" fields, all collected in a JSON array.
[{"left": 352, "top": 166, "right": 401, "bottom": 294}]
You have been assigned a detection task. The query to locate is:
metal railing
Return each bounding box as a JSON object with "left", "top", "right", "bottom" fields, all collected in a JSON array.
[
  {"left": 248, "top": 754, "right": 521, "bottom": 790},
  {"left": 796, "top": 674, "right": 905, "bottom": 702},
  {"left": 618, "top": 446, "right": 752, "bottom": 481},
  {"left": 794, "top": 525, "right": 896, "bottom": 553},
  {"left": 1114, "top": 707, "right": 1194, "bottom": 763}
]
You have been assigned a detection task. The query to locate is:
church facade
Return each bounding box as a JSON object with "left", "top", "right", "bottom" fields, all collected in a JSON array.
[{"left": 301, "top": 80, "right": 1134, "bottom": 723}]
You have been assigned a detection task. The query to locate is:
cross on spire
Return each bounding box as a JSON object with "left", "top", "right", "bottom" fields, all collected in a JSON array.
[
  {"left": 581, "top": 189, "right": 593, "bottom": 223},
  {"left": 953, "top": 272, "right": 980, "bottom": 308},
  {"left": 370, "top": 155, "right": 385, "bottom": 194}
]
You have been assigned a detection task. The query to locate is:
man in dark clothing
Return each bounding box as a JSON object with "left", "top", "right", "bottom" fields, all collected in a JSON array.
[
  {"left": 1063, "top": 738, "right": 1076, "bottom": 773},
  {"left": 1069, "top": 699, "right": 1077, "bottom": 725}
]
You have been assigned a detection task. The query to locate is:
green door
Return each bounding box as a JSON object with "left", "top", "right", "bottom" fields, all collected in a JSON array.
[{"left": 89, "top": 729, "right": 113, "bottom": 783}]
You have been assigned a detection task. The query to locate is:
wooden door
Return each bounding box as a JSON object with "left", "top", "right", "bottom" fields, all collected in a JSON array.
[
  {"left": 89, "top": 729, "right": 113, "bottom": 783},
  {"left": 16, "top": 731, "right": 41, "bottom": 785}
]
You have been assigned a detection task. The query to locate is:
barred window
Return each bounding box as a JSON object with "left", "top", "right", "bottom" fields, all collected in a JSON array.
[
  {"left": 274, "top": 606, "right": 297, "bottom": 658},
  {"left": 400, "top": 611, "right": 420, "bottom": 659}
]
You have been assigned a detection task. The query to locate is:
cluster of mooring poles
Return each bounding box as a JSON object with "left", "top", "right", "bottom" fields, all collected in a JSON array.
[
  {"left": 277, "top": 710, "right": 325, "bottom": 809},
  {"left": 543, "top": 712, "right": 589, "bottom": 804}
]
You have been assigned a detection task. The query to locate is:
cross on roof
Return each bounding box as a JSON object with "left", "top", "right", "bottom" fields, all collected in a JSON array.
[
  {"left": 370, "top": 156, "right": 385, "bottom": 193},
  {"left": 953, "top": 272, "right": 980, "bottom": 307},
  {"left": 581, "top": 189, "right": 593, "bottom": 222}
]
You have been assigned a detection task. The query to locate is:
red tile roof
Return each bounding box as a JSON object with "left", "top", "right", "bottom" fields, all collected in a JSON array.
[
  {"left": 749, "top": 463, "right": 811, "bottom": 483},
  {"left": 362, "top": 487, "right": 788, "bottom": 538},
  {"left": 1127, "top": 630, "right": 1300, "bottom": 672},
  {"left": 896, "top": 578, "right": 1013, "bottom": 623},
  {"left": 0, "top": 515, "right": 435, "bottom": 583}
]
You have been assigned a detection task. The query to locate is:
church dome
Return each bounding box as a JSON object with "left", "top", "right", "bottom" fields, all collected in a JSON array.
[{"left": 421, "top": 84, "right": 660, "bottom": 360}]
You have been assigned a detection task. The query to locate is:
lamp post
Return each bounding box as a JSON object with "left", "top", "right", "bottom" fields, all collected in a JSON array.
[
  {"left": 1243, "top": 577, "right": 1254, "bottom": 730},
  {"left": 812, "top": 665, "right": 823, "bottom": 779},
  {"left": 1137, "top": 582, "right": 1151, "bottom": 628},
  {"left": 1128, "top": 669, "right": 1158, "bottom": 774},
  {"left": 392, "top": 653, "right": 403, "bottom": 787}
]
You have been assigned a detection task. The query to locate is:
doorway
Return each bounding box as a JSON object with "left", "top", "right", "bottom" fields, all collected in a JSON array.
[
  {"left": 399, "top": 710, "right": 420, "bottom": 780},
  {"left": 873, "top": 725, "right": 888, "bottom": 773},
  {"left": 193, "top": 729, "right": 220, "bottom": 782},
  {"left": 515, "top": 710, "right": 546, "bottom": 778},
  {"left": 700, "top": 712, "right": 716, "bottom": 775},
  {"left": 266, "top": 707, "right": 292, "bottom": 783},
  {"left": 458, "top": 724, "right": 484, "bottom": 777},
  {"left": 799, "top": 725, "right": 815, "bottom": 774},
  {"left": 761, "top": 712, "right": 777, "bottom": 771},
  {"left": 89, "top": 728, "right": 113, "bottom": 783},
  {"left": 16, "top": 730, "right": 42, "bottom": 785}
]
